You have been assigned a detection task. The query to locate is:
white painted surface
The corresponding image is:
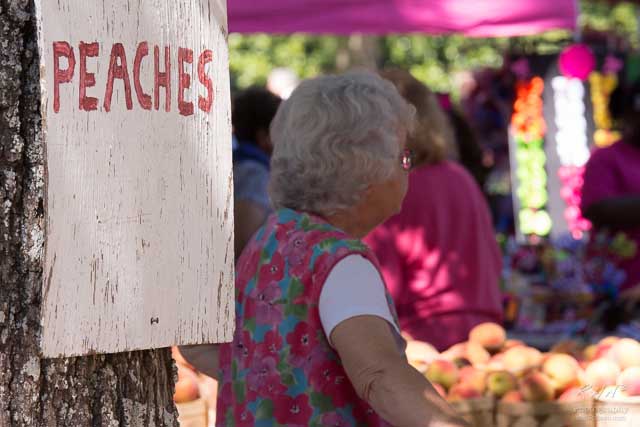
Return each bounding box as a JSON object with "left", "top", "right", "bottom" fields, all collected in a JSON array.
[{"left": 36, "top": 0, "right": 235, "bottom": 357}]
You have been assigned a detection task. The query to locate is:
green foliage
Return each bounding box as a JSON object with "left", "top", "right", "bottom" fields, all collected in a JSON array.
[
  {"left": 228, "top": 34, "right": 340, "bottom": 90},
  {"left": 228, "top": 1, "right": 638, "bottom": 92},
  {"left": 580, "top": 1, "right": 638, "bottom": 46},
  {"left": 381, "top": 35, "right": 510, "bottom": 93}
]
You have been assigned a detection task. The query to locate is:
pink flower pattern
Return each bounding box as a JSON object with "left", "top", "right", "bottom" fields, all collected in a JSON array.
[{"left": 216, "top": 209, "right": 398, "bottom": 427}]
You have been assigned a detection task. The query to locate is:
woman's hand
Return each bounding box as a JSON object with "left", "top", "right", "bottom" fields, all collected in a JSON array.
[{"left": 331, "top": 315, "right": 470, "bottom": 427}]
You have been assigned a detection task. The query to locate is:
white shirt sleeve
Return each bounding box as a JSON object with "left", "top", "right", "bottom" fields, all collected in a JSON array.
[{"left": 319, "top": 254, "right": 404, "bottom": 350}]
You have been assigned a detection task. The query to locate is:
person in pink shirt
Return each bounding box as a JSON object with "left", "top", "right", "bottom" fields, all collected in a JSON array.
[
  {"left": 364, "top": 69, "right": 503, "bottom": 352},
  {"left": 581, "top": 82, "right": 640, "bottom": 300}
]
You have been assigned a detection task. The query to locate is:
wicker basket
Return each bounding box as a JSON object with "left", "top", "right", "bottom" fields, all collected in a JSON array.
[
  {"left": 176, "top": 397, "right": 208, "bottom": 427},
  {"left": 496, "top": 400, "right": 595, "bottom": 427},
  {"left": 594, "top": 396, "right": 640, "bottom": 427},
  {"left": 450, "top": 397, "right": 495, "bottom": 427}
]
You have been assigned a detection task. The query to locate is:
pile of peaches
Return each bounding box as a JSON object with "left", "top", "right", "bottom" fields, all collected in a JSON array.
[
  {"left": 406, "top": 323, "right": 640, "bottom": 404},
  {"left": 172, "top": 347, "right": 217, "bottom": 408}
]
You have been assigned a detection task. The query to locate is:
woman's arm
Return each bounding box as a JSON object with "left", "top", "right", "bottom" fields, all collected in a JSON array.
[
  {"left": 176, "top": 344, "right": 219, "bottom": 380},
  {"left": 331, "top": 315, "right": 469, "bottom": 427}
]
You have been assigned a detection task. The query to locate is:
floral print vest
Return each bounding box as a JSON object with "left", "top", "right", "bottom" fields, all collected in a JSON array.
[{"left": 216, "top": 208, "right": 400, "bottom": 427}]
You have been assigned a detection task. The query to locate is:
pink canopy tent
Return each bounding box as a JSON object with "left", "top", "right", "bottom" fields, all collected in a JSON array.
[{"left": 228, "top": 0, "right": 578, "bottom": 37}]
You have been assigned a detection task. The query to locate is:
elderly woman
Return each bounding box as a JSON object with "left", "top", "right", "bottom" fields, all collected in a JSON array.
[
  {"left": 181, "top": 72, "right": 468, "bottom": 427},
  {"left": 364, "top": 69, "right": 503, "bottom": 352}
]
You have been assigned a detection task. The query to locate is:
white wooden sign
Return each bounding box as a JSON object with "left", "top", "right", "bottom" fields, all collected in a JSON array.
[{"left": 35, "top": 0, "right": 235, "bottom": 357}]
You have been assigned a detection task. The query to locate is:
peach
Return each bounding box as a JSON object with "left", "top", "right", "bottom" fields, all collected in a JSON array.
[
  {"left": 504, "top": 346, "right": 543, "bottom": 376},
  {"left": 442, "top": 342, "right": 468, "bottom": 361},
  {"left": 543, "top": 354, "right": 581, "bottom": 392},
  {"left": 486, "top": 370, "right": 517, "bottom": 397},
  {"left": 540, "top": 352, "right": 551, "bottom": 366},
  {"left": 465, "top": 341, "right": 491, "bottom": 367},
  {"left": 459, "top": 366, "right": 487, "bottom": 394},
  {"left": 558, "top": 386, "right": 588, "bottom": 402},
  {"left": 519, "top": 371, "right": 555, "bottom": 402},
  {"left": 173, "top": 369, "right": 200, "bottom": 403},
  {"left": 550, "top": 340, "right": 583, "bottom": 360},
  {"left": 577, "top": 365, "right": 588, "bottom": 388},
  {"left": 502, "top": 339, "right": 526, "bottom": 352},
  {"left": 426, "top": 359, "right": 460, "bottom": 390},
  {"left": 585, "top": 359, "right": 621, "bottom": 392},
  {"left": 617, "top": 367, "right": 640, "bottom": 397},
  {"left": 448, "top": 383, "right": 482, "bottom": 402},
  {"left": 469, "top": 322, "right": 507, "bottom": 353},
  {"left": 595, "top": 337, "right": 619, "bottom": 360},
  {"left": 501, "top": 390, "right": 524, "bottom": 403},
  {"left": 487, "top": 353, "right": 506, "bottom": 371},
  {"left": 583, "top": 345, "right": 598, "bottom": 362},
  {"left": 598, "top": 336, "right": 620, "bottom": 347},
  {"left": 611, "top": 338, "right": 640, "bottom": 370},
  {"left": 406, "top": 340, "right": 440, "bottom": 366}
]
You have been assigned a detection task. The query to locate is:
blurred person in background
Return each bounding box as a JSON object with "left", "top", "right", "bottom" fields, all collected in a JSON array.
[
  {"left": 182, "top": 71, "right": 469, "bottom": 427},
  {"left": 232, "top": 87, "right": 282, "bottom": 259},
  {"left": 582, "top": 81, "right": 640, "bottom": 302},
  {"left": 462, "top": 65, "right": 516, "bottom": 235},
  {"left": 365, "top": 68, "right": 503, "bottom": 352},
  {"left": 438, "top": 93, "right": 490, "bottom": 189}
]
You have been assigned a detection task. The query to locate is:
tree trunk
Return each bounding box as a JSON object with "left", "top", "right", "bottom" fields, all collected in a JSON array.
[{"left": 0, "top": 1, "right": 178, "bottom": 426}]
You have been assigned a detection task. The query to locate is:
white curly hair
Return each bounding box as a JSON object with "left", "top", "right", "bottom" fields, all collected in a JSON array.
[{"left": 268, "top": 71, "right": 416, "bottom": 216}]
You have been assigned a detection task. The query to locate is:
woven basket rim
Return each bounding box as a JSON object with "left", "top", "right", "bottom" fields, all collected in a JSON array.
[
  {"left": 450, "top": 396, "right": 495, "bottom": 411},
  {"left": 496, "top": 399, "right": 593, "bottom": 416}
]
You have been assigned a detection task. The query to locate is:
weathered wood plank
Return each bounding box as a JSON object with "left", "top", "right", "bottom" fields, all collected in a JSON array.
[{"left": 36, "top": 0, "right": 235, "bottom": 357}]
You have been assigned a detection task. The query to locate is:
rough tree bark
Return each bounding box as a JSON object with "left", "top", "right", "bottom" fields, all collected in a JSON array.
[{"left": 0, "top": 1, "right": 178, "bottom": 425}]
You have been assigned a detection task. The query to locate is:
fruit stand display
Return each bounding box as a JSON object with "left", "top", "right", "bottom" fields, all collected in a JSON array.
[
  {"left": 501, "top": 231, "right": 639, "bottom": 347},
  {"left": 170, "top": 323, "right": 640, "bottom": 426},
  {"left": 407, "top": 323, "right": 640, "bottom": 427}
]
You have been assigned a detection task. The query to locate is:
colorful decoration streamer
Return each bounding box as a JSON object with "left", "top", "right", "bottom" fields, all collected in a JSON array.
[
  {"left": 512, "top": 77, "right": 552, "bottom": 237},
  {"left": 589, "top": 72, "right": 620, "bottom": 148},
  {"left": 552, "top": 76, "right": 591, "bottom": 239}
]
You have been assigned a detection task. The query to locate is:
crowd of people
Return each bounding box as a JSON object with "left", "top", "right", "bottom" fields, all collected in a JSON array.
[{"left": 176, "top": 63, "right": 640, "bottom": 426}]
